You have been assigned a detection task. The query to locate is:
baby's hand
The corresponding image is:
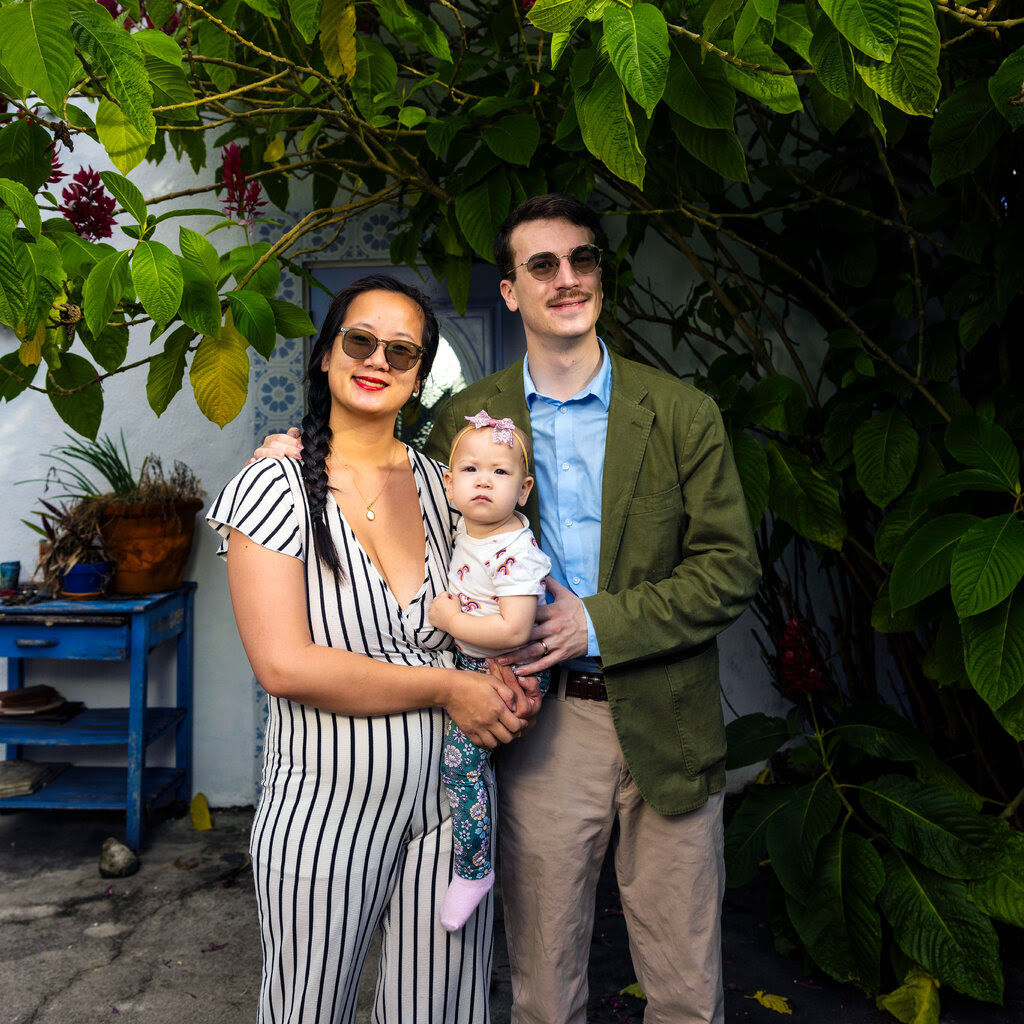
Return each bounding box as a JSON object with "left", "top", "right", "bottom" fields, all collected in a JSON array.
[{"left": 428, "top": 591, "right": 459, "bottom": 630}]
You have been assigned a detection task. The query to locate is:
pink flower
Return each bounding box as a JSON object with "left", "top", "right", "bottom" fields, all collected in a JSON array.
[
  {"left": 220, "top": 142, "right": 266, "bottom": 227},
  {"left": 48, "top": 142, "right": 66, "bottom": 185},
  {"left": 60, "top": 166, "right": 117, "bottom": 240},
  {"left": 778, "top": 617, "right": 827, "bottom": 698}
]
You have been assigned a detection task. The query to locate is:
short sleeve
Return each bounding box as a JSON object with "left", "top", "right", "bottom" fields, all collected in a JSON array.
[
  {"left": 491, "top": 530, "right": 551, "bottom": 598},
  {"left": 206, "top": 458, "right": 305, "bottom": 562}
]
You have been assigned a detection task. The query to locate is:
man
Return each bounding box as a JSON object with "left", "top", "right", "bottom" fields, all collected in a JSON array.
[
  {"left": 257, "top": 193, "right": 760, "bottom": 1023},
  {"left": 424, "top": 194, "right": 761, "bottom": 1024}
]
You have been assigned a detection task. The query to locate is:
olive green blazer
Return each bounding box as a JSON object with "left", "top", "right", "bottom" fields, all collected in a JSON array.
[{"left": 425, "top": 350, "right": 761, "bottom": 814}]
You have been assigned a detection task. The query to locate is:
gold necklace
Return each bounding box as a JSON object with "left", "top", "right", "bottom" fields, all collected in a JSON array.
[{"left": 339, "top": 443, "right": 400, "bottom": 521}]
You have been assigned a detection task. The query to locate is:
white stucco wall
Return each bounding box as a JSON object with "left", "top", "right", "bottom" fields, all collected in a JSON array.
[{"left": 2, "top": 140, "right": 779, "bottom": 808}]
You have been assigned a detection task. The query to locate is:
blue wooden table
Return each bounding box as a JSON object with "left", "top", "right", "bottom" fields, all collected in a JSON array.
[{"left": 0, "top": 584, "right": 195, "bottom": 850}]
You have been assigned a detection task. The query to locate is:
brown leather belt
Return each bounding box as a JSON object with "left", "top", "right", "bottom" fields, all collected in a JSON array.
[{"left": 560, "top": 668, "right": 607, "bottom": 701}]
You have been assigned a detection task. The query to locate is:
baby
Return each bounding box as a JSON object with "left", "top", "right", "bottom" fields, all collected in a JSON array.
[{"left": 429, "top": 410, "right": 551, "bottom": 932}]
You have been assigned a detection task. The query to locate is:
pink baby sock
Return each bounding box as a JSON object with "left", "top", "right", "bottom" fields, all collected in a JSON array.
[{"left": 440, "top": 872, "right": 495, "bottom": 932}]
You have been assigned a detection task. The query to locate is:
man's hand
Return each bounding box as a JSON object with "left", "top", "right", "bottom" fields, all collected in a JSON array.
[
  {"left": 495, "top": 577, "right": 588, "bottom": 676},
  {"left": 246, "top": 426, "right": 303, "bottom": 465},
  {"left": 428, "top": 591, "right": 459, "bottom": 632}
]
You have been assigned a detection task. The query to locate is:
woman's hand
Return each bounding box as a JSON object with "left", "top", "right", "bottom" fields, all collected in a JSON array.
[
  {"left": 443, "top": 667, "right": 527, "bottom": 749},
  {"left": 246, "top": 426, "right": 303, "bottom": 465}
]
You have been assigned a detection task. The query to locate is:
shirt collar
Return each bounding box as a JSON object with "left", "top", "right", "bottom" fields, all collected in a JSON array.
[{"left": 523, "top": 339, "right": 612, "bottom": 409}]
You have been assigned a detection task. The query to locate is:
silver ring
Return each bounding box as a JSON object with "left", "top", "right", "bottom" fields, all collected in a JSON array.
[{"left": 540, "top": 639, "right": 549, "bottom": 657}]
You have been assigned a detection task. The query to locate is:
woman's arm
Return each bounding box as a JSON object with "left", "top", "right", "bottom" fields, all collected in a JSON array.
[{"left": 226, "top": 529, "right": 526, "bottom": 748}]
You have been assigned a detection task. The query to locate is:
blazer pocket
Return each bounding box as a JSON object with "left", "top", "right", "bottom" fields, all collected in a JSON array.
[{"left": 627, "top": 483, "right": 683, "bottom": 517}]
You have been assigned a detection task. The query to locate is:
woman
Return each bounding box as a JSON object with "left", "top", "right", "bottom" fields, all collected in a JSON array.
[{"left": 207, "top": 275, "right": 531, "bottom": 1023}]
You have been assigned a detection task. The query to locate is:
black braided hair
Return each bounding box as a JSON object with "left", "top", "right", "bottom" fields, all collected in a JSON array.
[{"left": 301, "top": 274, "right": 440, "bottom": 580}]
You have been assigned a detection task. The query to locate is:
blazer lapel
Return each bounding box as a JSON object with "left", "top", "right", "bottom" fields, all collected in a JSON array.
[{"left": 598, "top": 353, "right": 653, "bottom": 592}]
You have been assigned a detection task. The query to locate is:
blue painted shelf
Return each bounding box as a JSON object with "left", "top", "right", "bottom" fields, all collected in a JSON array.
[{"left": 0, "top": 585, "right": 195, "bottom": 850}]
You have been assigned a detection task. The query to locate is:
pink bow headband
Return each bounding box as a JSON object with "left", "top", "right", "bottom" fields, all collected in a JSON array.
[{"left": 449, "top": 409, "right": 530, "bottom": 470}]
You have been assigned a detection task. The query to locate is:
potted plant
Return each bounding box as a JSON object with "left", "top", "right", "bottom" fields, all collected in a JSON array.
[
  {"left": 26, "top": 434, "right": 206, "bottom": 596},
  {"left": 24, "top": 499, "right": 114, "bottom": 599}
]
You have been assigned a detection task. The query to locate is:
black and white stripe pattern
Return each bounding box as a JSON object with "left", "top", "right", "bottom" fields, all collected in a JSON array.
[{"left": 208, "top": 451, "right": 492, "bottom": 1023}]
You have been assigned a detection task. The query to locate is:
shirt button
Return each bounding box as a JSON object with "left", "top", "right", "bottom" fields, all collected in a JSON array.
[
  {"left": 564, "top": 518, "right": 573, "bottom": 527},
  {"left": 559, "top": 407, "right": 567, "bottom": 415},
  {"left": 561, "top": 462, "right": 570, "bottom": 471},
  {"left": 573, "top": 576, "right": 581, "bottom": 585}
]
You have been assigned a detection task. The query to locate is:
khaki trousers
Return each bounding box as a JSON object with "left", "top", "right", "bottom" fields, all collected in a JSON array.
[{"left": 496, "top": 690, "right": 725, "bottom": 1024}]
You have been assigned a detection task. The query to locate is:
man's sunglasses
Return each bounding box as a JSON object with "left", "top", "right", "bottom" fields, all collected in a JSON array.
[
  {"left": 336, "top": 327, "right": 424, "bottom": 371},
  {"left": 515, "top": 244, "right": 603, "bottom": 282}
]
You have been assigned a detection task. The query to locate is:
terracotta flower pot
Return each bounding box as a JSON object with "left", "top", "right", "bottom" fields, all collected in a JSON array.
[{"left": 99, "top": 499, "right": 204, "bottom": 595}]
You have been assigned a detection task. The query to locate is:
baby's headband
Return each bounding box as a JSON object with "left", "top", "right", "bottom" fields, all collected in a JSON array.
[{"left": 449, "top": 409, "right": 530, "bottom": 471}]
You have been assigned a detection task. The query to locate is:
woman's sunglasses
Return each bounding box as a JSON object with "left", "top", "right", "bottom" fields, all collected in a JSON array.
[
  {"left": 336, "top": 327, "right": 424, "bottom": 371},
  {"left": 515, "top": 244, "right": 603, "bottom": 282}
]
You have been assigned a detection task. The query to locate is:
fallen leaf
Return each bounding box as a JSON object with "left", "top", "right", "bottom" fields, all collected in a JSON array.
[
  {"left": 190, "top": 793, "right": 213, "bottom": 831},
  {"left": 201, "top": 941, "right": 227, "bottom": 953},
  {"left": 619, "top": 982, "right": 646, "bottom": 1000},
  {"left": 174, "top": 856, "right": 199, "bottom": 870},
  {"left": 745, "top": 990, "right": 793, "bottom": 1014},
  {"left": 875, "top": 968, "right": 941, "bottom": 1024}
]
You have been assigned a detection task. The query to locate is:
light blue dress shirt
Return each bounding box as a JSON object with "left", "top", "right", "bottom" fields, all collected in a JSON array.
[{"left": 523, "top": 341, "right": 612, "bottom": 667}]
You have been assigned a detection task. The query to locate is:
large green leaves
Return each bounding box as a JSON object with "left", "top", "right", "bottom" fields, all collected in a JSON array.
[
  {"left": 853, "top": 406, "right": 919, "bottom": 508},
  {"left": 82, "top": 250, "right": 132, "bottom": 341},
  {"left": 147, "top": 324, "right": 193, "bottom": 416},
  {"left": 961, "top": 588, "right": 1024, "bottom": 735},
  {"left": 528, "top": 0, "right": 589, "bottom": 33},
  {"left": 226, "top": 290, "right": 277, "bottom": 358},
  {"left": 190, "top": 322, "right": 249, "bottom": 427},
  {"left": 0, "top": 0, "right": 76, "bottom": 112},
  {"left": 482, "top": 115, "right": 541, "bottom": 167},
  {"left": 818, "top": 0, "right": 898, "bottom": 62},
  {"left": 949, "top": 514, "right": 1024, "bottom": 618},
  {"left": 576, "top": 59, "right": 646, "bottom": 187},
  {"left": 132, "top": 240, "right": 182, "bottom": 331},
  {"left": 879, "top": 851, "right": 1003, "bottom": 1003},
  {"left": 944, "top": 414, "right": 1020, "bottom": 490},
  {"left": 930, "top": 80, "right": 1007, "bottom": 187},
  {"left": 47, "top": 351, "right": 104, "bottom": 439},
  {"left": 454, "top": 171, "right": 512, "bottom": 262},
  {"left": 766, "top": 441, "right": 847, "bottom": 550},
  {"left": 724, "top": 712, "right": 789, "bottom": 769},
  {"left": 724, "top": 783, "right": 795, "bottom": 887},
  {"left": 889, "top": 514, "right": 977, "bottom": 611},
  {"left": 603, "top": 3, "right": 669, "bottom": 116},
  {"left": 723, "top": 40, "right": 802, "bottom": 114},
  {"left": 766, "top": 776, "right": 842, "bottom": 901},
  {"left": 988, "top": 45, "right": 1024, "bottom": 129}
]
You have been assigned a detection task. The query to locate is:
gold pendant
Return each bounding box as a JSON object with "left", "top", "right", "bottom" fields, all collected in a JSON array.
[{"left": 366, "top": 509, "right": 375, "bottom": 521}]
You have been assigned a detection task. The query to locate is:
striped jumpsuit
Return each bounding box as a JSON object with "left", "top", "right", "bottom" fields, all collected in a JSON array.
[{"left": 208, "top": 451, "right": 493, "bottom": 1024}]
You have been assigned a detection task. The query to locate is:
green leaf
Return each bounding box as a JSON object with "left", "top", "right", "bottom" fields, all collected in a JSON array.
[
  {"left": 0, "top": 350, "right": 39, "bottom": 401},
  {"left": 147, "top": 323, "right": 193, "bottom": 416},
  {"left": 889, "top": 514, "right": 978, "bottom": 611},
  {"left": 47, "top": 352, "right": 104, "bottom": 439},
  {"left": 818, "top": 0, "right": 898, "bottom": 61},
  {"left": 577, "top": 61, "right": 647, "bottom": 188},
  {"left": 664, "top": 41, "right": 736, "bottom": 130},
  {"left": 528, "top": 0, "right": 589, "bottom": 33},
  {"left": 930, "top": 80, "right": 1007, "bottom": 187},
  {"left": 670, "top": 114, "right": 748, "bottom": 183},
  {"left": 766, "top": 441, "right": 847, "bottom": 550},
  {"left": 0, "top": 211, "right": 25, "bottom": 328},
  {"left": 177, "top": 258, "right": 222, "bottom": 337},
  {"left": 731, "top": 429, "right": 769, "bottom": 529},
  {"left": 910, "top": 469, "right": 1011, "bottom": 515},
  {"left": 482, "top": 115, "right": 542, "bottom": 167},
  {"left": 852, "top": 407, "right": 919, "bottom": 509},
  {"left": 145, "top": 54, "right": 200, "bottom": 124},
  {"left": 397, "top": 105, "right": 426, "bottom": 128},
  {"left": 944, "top": 414, "right": 1020, "bottom": 489},
  {"left": 426, "top": 114, "right": 467, "bottom": 157},
  {"left": 0, "top": 118, "right": 52, "bottom": 194},
  {"left": 268, "top": 297, "right": 315, "bottom": 338},
  {"left": 319, "top": 0, "right": 356, "bottom": 81},
  {"left": 95, "top": 98, "right": 153, "bottom": 174},
  {"left": 133, "top": 26, "right": 183, "bottom": 65},
  {"left": 226, "top": 242, "right": 280, "bottom": 297},
  {"left": 378, "top": 4, "right": 451, "bottom": 62},
  {"left": 352, "top": 36, "right": 398, "bottom": 119},
  {"left": 15, "top": 235, "right": 62, "bottom": 337},
  {"left": 132, "top": 239, "right": 183, "bottom": 330},
  {"left": 968, "top": 839, "right": 1024, "bottom": 928},
  {"left": 178, "top": 226, "right": 221, "bottom": 284},
  {"left": 82, "top": 249, "right": 131, "bottom": 341},
  {"left": 0, "top": 177, "right": 42, "bottom": 240},
  {"left": 740, "top": 374, "right": 807, "bottom": 433},
  {"left": 190, "top": 322, "right": 250, "bottom": 428},
  {"left": 950, "top": 514, "right": 1024, "bottom": 618},
  {"left": 241, "top": 0, "right": 280, "bottom": 16},
  {"left": 603, "top": 2, "right": 669, "bottom": 116},
  {"left": 0, "top": 0, "right": 76, "bottom": 112},
  {"left": 988, "top": 45, "right": 1024, "bottom": 129},
  {"left": 455, "top": 171, "right": 511, "bottom": 262},
  {"left": 860, "top": 776, "right": 1004, "bottom": 879},
  {"left": 551, "top": 30, "right": 574, "bottom": 68},
  {"left": 879, "top": 851, "right": 1003, "bottom": 1003},
  {"left": 788, "top": 829, "right": 884, "bottom": 993},
  {"left": 725, "top": 712, "right": 789, "bottom": 769},
  {"left": 722, "top": 39, "right": 803, "bottom": 114},
  {"left": 99, "top": 171, "right": 147, "bottom": 229},
  {"left": 196, "top": 7, "right": 236, "bottom": 92},
  {"left": 226, "top": 290, "right": 277, "bottom": 358},
  {"left": 832, "top": 704, "right": 932, "bottom": 762},
  {"left": 854, "top": 0, "right": 940, "bottom": 117},
  {"left": 961, "top": 588, "right": 1024, "bottom": 726},
  {"left": 774, "top": 3, "right": 811, "bottom": 61},
  {"left": 289, "top": 0, "right": 323, "bottom": 43},
  {"left": 71, "top": 3, "right": 155, "bottom": 140},
  {"left": 78, "top": 321, "right": 129, "bottom": 374},
  {"left": 767, "top": 776, "right": 842, "bottom": 901},
  {"left": 724, "top": 784, "right": 795, "bottom": 887}
]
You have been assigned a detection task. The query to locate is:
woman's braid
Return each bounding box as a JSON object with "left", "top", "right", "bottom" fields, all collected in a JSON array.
[{"left": 301, "top": 357, "right": 343, "bottom": 579}]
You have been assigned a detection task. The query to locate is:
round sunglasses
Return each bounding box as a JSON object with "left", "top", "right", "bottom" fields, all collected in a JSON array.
[
  {"left": 335, "top": 327, "right": 424, "bottom": 371},
  {"left": 515, "top": 243, "right": 603, "bottom": 281}
]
